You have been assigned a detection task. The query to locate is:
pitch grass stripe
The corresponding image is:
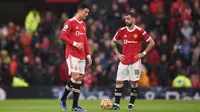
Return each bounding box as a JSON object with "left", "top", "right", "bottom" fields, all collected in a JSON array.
[{"left": 0, "top": 99, "right": 199, "bottom": 112}]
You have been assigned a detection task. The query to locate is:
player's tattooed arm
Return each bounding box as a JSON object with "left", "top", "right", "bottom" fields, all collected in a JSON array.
[
  {"left": 111, "top": 39, "right": 119, "bottom": 51},
  {"left": 111, "top": 40, "right": 117, "bottom": 49},
  {"left": 111, "top": 40, "right": 125, "bottom": 61}
]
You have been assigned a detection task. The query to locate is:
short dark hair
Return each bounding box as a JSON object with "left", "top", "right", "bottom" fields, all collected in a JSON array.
[
  {"left": 124, "top": 12, "right": 135, "bottom": 17},
  {"left": 77, "top": 3, "right": 90, "bottom": 10}
]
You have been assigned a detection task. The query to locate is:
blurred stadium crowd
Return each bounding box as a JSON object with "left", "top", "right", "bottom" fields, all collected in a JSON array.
[{"left": 0, "top": 0, "right": 200, "bottom": 87}]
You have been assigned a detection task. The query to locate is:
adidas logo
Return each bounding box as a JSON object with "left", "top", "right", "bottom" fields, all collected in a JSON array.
[{"left": 124, "top": 35, "right": 127, "bottom": 37}]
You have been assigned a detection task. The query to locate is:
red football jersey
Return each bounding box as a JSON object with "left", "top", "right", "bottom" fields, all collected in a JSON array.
[
  {"left": 60, "top": 17, "right": 90, "bottom": 60},
  {"left": 113, "top": 25, "right": 151, "bottom": 65}
]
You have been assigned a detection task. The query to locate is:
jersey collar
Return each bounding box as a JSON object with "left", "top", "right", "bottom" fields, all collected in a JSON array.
[
  {"left": 126, "top": 25, "right": 136, "bottom": 32},
  {"left": 73, "top": 17, "right": 82, "bottom": 24}
]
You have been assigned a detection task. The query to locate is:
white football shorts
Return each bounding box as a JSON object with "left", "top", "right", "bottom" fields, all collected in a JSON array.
[
  {"left": 116, "top": 59, "right": 142, "bottom": 81},
  {"left": 66, "top": 55, "right": 86, "bottom": 75}
]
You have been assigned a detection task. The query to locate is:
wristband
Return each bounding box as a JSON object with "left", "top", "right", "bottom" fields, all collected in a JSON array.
[
  {"left": 142, "top": 51, "right": 147, "bottom": 55},
  {"left": 87, "top": 55, "right": 91, "bottom": 59},
  {"left": 73, "top": 42, "right": 77, "bottom": 46}
]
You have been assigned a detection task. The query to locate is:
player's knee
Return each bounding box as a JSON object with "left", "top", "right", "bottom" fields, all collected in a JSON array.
[
  {"left": 116, "top": 81, "right": 123, "bottom": 88},
  {"left": 131, "top": 81, "right": 138, "bottom": 88},
  {"left": 79, "top": 74, "right": 84, "bottom": 81},
  {"left": 73, "top": 76, "right": 79, "bottom": 81},
  {"left": 71, "top": 73, "right": 80, "bottom": 81}
]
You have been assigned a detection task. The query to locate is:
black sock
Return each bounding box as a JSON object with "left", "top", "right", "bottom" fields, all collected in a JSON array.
[
  {"left": 72, "top": 83, "right": 81, "bottom": 107},
  {"left": 61, "top": 80, "right": 73, "bottom": 101},
  {"left": 114, "top": 87, "right": 122, "bottom": 105},
  {"left": 130, "top": 87, "right": 138, "bottom": 104}
]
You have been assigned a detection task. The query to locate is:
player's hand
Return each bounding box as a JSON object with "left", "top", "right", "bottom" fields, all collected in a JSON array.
[
  {"left": 87, "top": 57, "right": 92, "bottom": 68},
  {"left": 75, "top": 42, "right": 84, "bottom": 50},
  {"left": 134, "top": 53, "right": 144, "bottom": 60},
  {"left": 117, "top": 54, "right": 125, "bottom": 62}
]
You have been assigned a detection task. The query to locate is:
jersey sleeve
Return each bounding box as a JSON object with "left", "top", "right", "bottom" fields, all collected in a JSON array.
[
  {"left": 60, "top": 21, "right": 75, "bottom": 45},
  {"left": 141, "top": 29, "right": 151, "bottom": 42},
  {"left": 112, "top": 29, "right": 122, "bottom": 41}
]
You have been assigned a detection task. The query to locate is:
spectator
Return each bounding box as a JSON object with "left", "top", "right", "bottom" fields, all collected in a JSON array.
[
  {"left": 37, "top": 11, "right": 55, "bottom": 42},
  {"left": 146, "top": 46, "right": 160, "bottom": 67},
  {"left": 181, "top": 39, "right": 191, "bottom": 64},
  {"left": 191, "top": 41, "right": 200, "bottom": 66},
  {"left": 1, "top": 50, "right": 11, "bottom": 65},
  {"left": 0, "top": 32, "right": 8, "bottom": 50},
  {"left": 171, "top": 38, "right": 186, "bottom": 64},
  {"left": 190, "top": 74, "right": 200, "bottom": 87},
  {"left": 11, "top": 43, "right": 24, "bottom": 61},
  {"left": 196, "top": 31, "right": 200, "bottom": 41},
  {"left": 0, "top": 56, "right": 12, "bottom": 86},
  {"left": 159, "top": 34, "right": 172, "bottom": 59},
  {"left": 9, "top": 54, "right": 18, "bottom": 76},
  {"left": 32, "top": 31, "right": 41, "bottom": 47},
  {"left": 40, "top": 36, "right": 50, "bottom": 49},
  {"left": 168, "top": 7, "right": 182, "bottom": 40},
  {"left": 172, "top": 69, "right": 192, "bottom": 88},
  {"left": 181, "top": 2, "right": 192, "bottom": 22},
  {"left": 108, "top": 55, "right": 118, "bottom": 86},
  {"left": 141, "top": 4, "right": 155, "bottom": 32},
  {"left": 155, "top": 7, "right": 168, "bottom": 37},
  {"left": 149, "top": 0, "right": 164, "bottom": 16},
  {"left": 31, "top": 56, "right": 47, "bottom": 85},
  {"left": 155, "top": 54, "right": 170, "bottom": 86},
  {"left": 190, "top": 36, "right": 198, "bottom": 51},
  {"left": 193, "top": 0, "right": 200, "bottom": 15},
  {"left": 12, "top": 76, "right": 29, "bottom": 87},
  {"left": 89, "top": 4, "right": 99, "bottom": 20},
  {"left": 60, "top": 12, "right": 69, "bottom": 25},
  {"left": 45, "top": 65, "right": 56, "bottom": 85},
  {"left": 25, "top": 9, "right": 40, "bottom": 34},
  {"left": 20, "top": 31, "right": 32, "bottom": 57},
  {"left": 180, "top": 20, "right": 193, "bottom": 41},
  {"left": 7, "top": 22, "right": 16, "bottom": 37},
  {"left": 58, "top": 61, "right": 70, "bottom": 85},
  {"left": 138, "top": 64, "right": 150, "bottom": 87},
  {"left": 170, "top": 59, "right": 183, "bottom": 81},
  {"left": 83, "top": 68, "right": 98, "bottom": 97},
  {"left": 18, "top": 56, "right": 32, "bottom": 84},
  {"left": 170, "top": 0, "right": 184, "bottom": 18},
  {"left": 188, "top": 63, "right": 199, "bottom": 87},
  {"left": 96, "top": 65, "right": 110, "bottom": 87}
]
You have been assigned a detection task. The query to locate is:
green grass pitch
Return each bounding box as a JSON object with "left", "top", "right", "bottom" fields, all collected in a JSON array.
[{"left": 0, "top": 99, "right": 199, "bottom": 112}]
